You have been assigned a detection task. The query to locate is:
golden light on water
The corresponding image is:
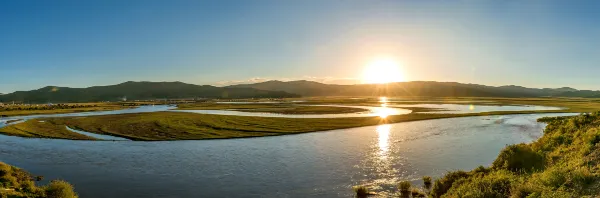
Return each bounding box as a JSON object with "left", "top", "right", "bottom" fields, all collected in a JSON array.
[
  {"left": 376, "top": 96, "right": 391, "bottom": 118},
  {"left": 362, "top": 58, "right": 404, "bottom": 84},
  {"left": 469, "top": 104, "right": 475, "bottom": 111},
  {"left": 379, "top": 96, "right": 388, "bottom": 103},
  {"left": 377, "top": 124, "right": 391, "bottom": 156}
]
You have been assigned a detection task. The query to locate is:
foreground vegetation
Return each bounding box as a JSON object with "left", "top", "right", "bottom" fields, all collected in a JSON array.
[
  {"left": 0, "top": 162, "right": 77, "bottom": 198},
  {"left": 360, "top": 113, "right": 600, "bottom": 197}
]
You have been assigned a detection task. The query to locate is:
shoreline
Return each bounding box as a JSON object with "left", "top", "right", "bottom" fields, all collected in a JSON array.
[{"left": 0, "top": 110, "right": 578, "bottom": 141}]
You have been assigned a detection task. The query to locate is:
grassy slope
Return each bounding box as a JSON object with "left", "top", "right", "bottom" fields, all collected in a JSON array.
[
  {"left": 429, "top": 113, "right": 600, "bottom": 198},
  {"left": 0, "top": 162, "right": 78, "bottom": 198}
]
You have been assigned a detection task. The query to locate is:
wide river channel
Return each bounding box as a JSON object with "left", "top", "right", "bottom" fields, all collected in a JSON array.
[{"left": 0, "top": 104, "right": 570, "bottom": 197}]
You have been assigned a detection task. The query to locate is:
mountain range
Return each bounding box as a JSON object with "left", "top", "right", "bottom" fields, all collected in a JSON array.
[
  {"left": 227, "top": 80, "right": 600, "bottom": 98},
  {"left": 0, "top": 81, "right": 298, "bottom": 103},
  {"left": 1, "top": 80, "right": 599, "bottom": 103}
]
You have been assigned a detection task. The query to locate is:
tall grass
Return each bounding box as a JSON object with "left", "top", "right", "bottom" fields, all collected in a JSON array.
[
  {"left": 0, "top": 161, "right": 78, "bottom": 198},
  {"left": 354, "top": 113, "right": 600, "bottom": 197}
]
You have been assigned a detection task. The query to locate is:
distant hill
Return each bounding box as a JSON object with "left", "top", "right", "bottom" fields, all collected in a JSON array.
[
  {"left": 228, "top": 80, "right": 598, "bottom": 98},
  {"left": 0, "top": 81, "right": 299, "bottom": 103}
]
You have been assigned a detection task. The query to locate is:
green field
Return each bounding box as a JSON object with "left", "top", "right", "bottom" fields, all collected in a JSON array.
[
  {"left": 0, "top": 103, "right": 127, "bottom": 117},
  {"left": 177, "top": 102, "right": 368, "bottom": 114}
]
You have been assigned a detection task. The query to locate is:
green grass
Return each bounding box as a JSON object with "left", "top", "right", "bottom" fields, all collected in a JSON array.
[
  {"left": 0, "top": 103, "right": 126, "bottom": 117},
  {"left": 418, "top": 112, "right": 600, "bottom": 197},
  {"left": 0, "top": 119, "right": 97, "bottom": 140},
  {"left": 177, "top": 103, "right": 368, "bottom": 114},
  {"left": 0, "top": 161, "right": 78, "bottom": 198},
  {"left": 0, "top": 109, "right": 577, "bottom": 141},
  {"left": 4, "top": 97, "right": 600, "bottom": 141}
]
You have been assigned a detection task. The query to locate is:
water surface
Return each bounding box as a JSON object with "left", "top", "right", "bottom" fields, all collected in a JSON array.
[
  {"left": 0, "top": 113, "right": 572, "bottom": 198},
  {"left": 395, "top": 104, "right": 562, "bottom": 114}
]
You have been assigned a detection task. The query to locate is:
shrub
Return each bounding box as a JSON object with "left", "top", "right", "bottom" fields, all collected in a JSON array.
[
  {"left": 492, "top": 144, "right": 545, "bottom": 172},
  {"left": 45, "top": 180, "right": 78, "bottom": 198},
  {"left": 0, "top": 175, "right": 18, "bottom": 188},
  {"left": 21, "top": 179, "right": 37, "bottom": 193},
  {"left": 430, "top": 170, "right": 469, "bottom": 198},
  {"left": 0, "top": 163, "right": 11, "bottom": 177},
  {"left": 570, "top": 167, "right": 595, "bottom": 187},
  {"left": 510, "top": 184, "right": 540, "bottom": 198},
  {"left": 398, "top": 181, "right": 411, "bottom": 192},
  {"left": 353, "top": 185, "right": 370, "bottom": 198},
  {"left": 411, "top": 188, "right": 426, "bottom": 197},
  {"left": 535, "top": 167, "right": 567, "bottom": 189},
  {"left": 423, "top": 176, "right": 432, "bottom": 189},
  {"left": 442, "top": 170, "right": 515, "bottom": 198}
]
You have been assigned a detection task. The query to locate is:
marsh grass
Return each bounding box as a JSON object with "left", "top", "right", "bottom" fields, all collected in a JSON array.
[
  {"left": 398, "top": 181, "right": 411, "bottom": 196},
  {"left": 0, "top": 103, "right": 125, "bottom": 117},
  {"left": 5, "top": 97, "right": 600, "bottom": 141},
  {"left": 353, "top": 185, "right": 370, "bottom": 197},
  {"left": 178, "top": 103, "right": 368, "bottom": 114}
]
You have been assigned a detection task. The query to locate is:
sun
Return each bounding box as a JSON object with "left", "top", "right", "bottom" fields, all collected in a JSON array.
[{"left": 362, "top": 58, "right": 404, "bottom": 84}]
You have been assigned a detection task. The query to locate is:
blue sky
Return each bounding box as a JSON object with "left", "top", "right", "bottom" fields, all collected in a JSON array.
[{"left": 1, "top": 0, "right": 600, "bottom": 93}]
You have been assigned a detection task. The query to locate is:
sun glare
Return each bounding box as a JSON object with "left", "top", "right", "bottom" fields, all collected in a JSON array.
[{"left": 362, "top": 58, "right": 404, "bottom": 84}]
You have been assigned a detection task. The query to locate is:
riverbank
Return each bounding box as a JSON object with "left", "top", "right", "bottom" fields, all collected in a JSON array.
[
  {"left": 0, "top": 110, "right": 576, "bottom": 141},
  {"left": 0, "top": 103, "right": 127, "bottom": 117},
  {"left": 0, "top": 161, "right": 78, "bottom": 198},
  {"left": 2, "top": 97, "right": 599, "bottom": 141},
  {"left": 177, "top": 102, "right": 369, "bottom": 114},
  {"left": 415, "top": 113, "right": 600, "bottom": 197}
]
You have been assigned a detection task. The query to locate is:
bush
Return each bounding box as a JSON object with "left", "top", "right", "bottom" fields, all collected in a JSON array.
[
  {"left": 411, "top": 188, "right": 426, "bottom": 197},
  {"left": 0, "top": 163, "right": 11, "bottom": 177},
  {"left": 353, "top": 185, "right": 370, "bottom": 198},
  {"left": 21, "top": 179, "right": 37, "bottom": 193},
  {"left": 45, "top": 180, "right": 78, "bottom": 198},
  {"left": 398, "top": 180, "right": 411, "bottom": 192},
  {"left": 510, "top": 184, "right": 541, "bottom": 198},
  {"left": 430, "top": 170, "right": 469, "bottom": 198},
  {"left": 423, "top": 176, "right": 432, "bottom": 189},
  {"left": 570, "top": 167, "right": 595, "bottom": 187},
  {"left": 0, "top": 175, "right": 18, "bottom": 188},
  {"left": 492, "top": 144, "right": 545, "bottom": 172},
  {"left": 442, "top": 170, "right": 515, "bottom": 198}
]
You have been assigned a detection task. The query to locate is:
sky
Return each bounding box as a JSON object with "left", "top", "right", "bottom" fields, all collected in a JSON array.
[{"left": 1, "top": 0, "right": 600, "bottom": 93}]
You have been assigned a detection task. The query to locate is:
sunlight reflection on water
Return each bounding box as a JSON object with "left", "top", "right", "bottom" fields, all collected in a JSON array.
[{"left": 377, "top": 124, "right": 391, "bottom": 157}]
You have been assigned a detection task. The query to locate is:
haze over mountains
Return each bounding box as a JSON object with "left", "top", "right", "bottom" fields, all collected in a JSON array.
[
  {"left": 0, "top": 81, "right": 297, "bottom": 103},
  {"left": 1, "top": 81, "right": 599, "bottom": 103},
  {"left": 228, "top": 80, "right": 599, "bottom": 98}
]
